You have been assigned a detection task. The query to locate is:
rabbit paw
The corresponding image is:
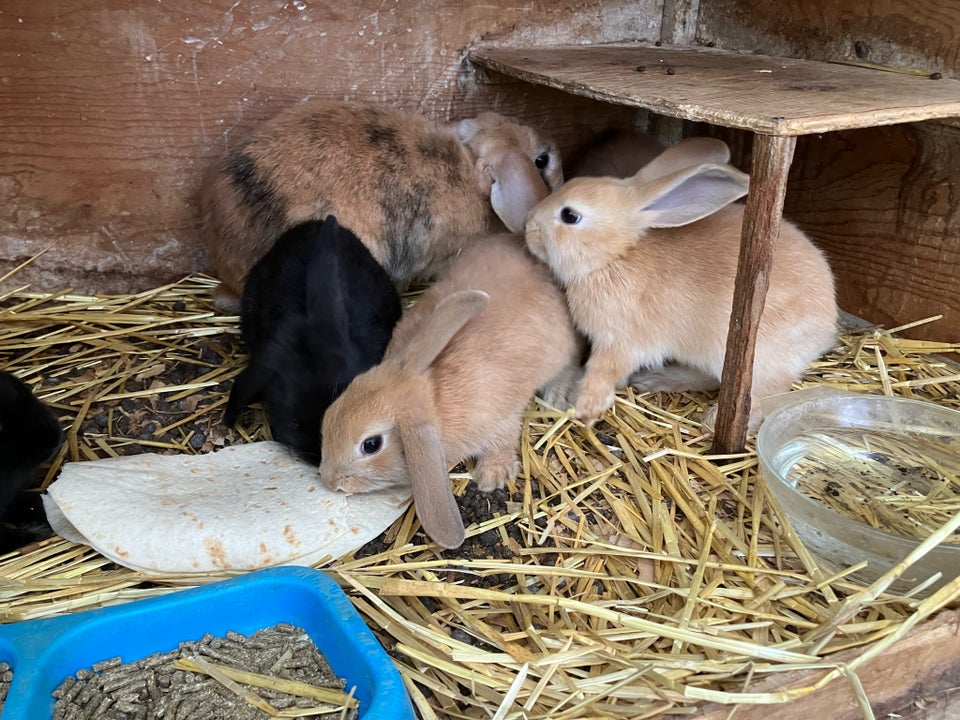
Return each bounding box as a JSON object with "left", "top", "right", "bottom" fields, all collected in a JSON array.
[
  {"left": 473, "top": 453, "right": 520, "bottom": 492},
  {"left": 539, "top": 363, "right": 582, "bottom": 410},
  {"left": 574, "top": 379, "right": 616, "bottom": 426}
]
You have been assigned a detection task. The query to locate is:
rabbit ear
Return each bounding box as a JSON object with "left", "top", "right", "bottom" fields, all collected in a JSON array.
[
  {"left": 635, "top": 163, "right": 749, "bottom": 228},
  {"left": 634, "top": 137, "right": 731, "bottom": 184},
  {"left": 401, "top": 290, "right": 489, "bottom": 374},
  {"left": 400, "top": 420, "right": 465, "bottom": 548},
  {"left": 488, "top": 149, "right": 550, "bottom": 233}
]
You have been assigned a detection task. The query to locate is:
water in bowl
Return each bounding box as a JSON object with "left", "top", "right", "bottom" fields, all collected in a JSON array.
[{"left": 770, "top": 425, "right": 960, "bottom": 544}]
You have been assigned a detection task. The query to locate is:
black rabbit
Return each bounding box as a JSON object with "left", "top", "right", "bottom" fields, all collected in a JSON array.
[
  {"left": 224, "top": 216, "right": 402, "bottom": 464},
  {"left": 0, "top": 370, "right": 64, "bottom": 552}
]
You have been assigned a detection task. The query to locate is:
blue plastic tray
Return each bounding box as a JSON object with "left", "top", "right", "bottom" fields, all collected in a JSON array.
[{"left": 0, "top": 565, "right": 414, "bottom": 719}]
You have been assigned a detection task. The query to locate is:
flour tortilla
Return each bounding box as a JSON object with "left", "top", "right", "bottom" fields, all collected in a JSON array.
[{"left": 42, "top": 442, "right": 411, "bottom": 575}]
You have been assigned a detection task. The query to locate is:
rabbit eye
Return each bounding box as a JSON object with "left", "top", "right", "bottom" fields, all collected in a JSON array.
[
  {"left": 360, "top": 435, "right": 383, "bottom": 456},
  {"left": 560, "top": 207, "right": 582, "bottom": 225},
  {"left": 534, "top": 152, "right": 550, "bottom": 170}
]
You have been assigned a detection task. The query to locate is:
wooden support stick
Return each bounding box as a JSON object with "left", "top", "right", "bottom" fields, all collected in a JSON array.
[{"left": 711, "top": 133, "right": 797, "bottom": 455}]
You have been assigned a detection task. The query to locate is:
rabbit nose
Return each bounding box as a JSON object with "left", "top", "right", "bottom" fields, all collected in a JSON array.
[{"left": 317, "top": 464, "right": 339, "bottom": 491}]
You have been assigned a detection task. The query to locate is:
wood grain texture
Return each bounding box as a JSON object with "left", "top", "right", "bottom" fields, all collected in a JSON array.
[
  {"left": 0, "top": 0, "right": 659, "bottom": 294},
  {"left": 696, "top": 0, "right": 960, "bottom": 77},
  {"left": 712, "top": 134, "right": 796, "bottom": 454},
  {"left": 693, "top": 610, "right": 960, "bottom": 719},
  {"left": 786, "top": 124, "right": 960, "bottom": 342},
  {"left": 695, "top": 0, "right": 960, "bottom": 341},
  {"left": 696, "top": 122, "right": 960, "bottom": 343},
  {"left": 470, "top": 44, "right": 960, "bottom": 135},
  {"left": 661, "top": 0, "right": 701, "bottom": 44}
]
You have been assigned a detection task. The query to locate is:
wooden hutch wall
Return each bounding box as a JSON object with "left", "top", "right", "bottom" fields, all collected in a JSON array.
[
  {"left": 0, "top": 0, "right": 656, "bottom": 295},
  {"left": 2, "top": 0, "right": 959, "bottom": 341},
  {"left": 697, "top": 0, "right": 960, "bottom": 342}
]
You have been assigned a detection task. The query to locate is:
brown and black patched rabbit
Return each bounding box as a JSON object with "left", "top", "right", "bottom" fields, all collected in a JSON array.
[{"left": 200, "top": 101, "right": 563, "bottom": 310}]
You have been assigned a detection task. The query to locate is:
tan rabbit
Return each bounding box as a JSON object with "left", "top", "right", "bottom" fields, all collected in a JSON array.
[
  {"left": 525, "top": 137, "right": 838, "bottom": 431},
  {"left": 199, "top": 101, "right": 563, "bottom": 310},
  {"left": 318, "top": 234, "right": 582, "bottom": 549}
]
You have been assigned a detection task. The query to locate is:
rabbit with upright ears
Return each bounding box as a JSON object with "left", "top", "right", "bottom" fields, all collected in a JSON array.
[
  {"left": 318, "top": 234, "right": 582, "bottom": 549},
  {"left": 525, "top": 136, "right": 838, "bottom": 431},
  {"left": 200, "top": 101, "right": 563, "bottom": 311},
  {"left": 224, "top": 216, "right": 402, "bottom": 464}
]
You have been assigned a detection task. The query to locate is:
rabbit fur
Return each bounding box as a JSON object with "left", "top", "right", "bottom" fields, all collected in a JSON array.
[
  {"left": 524, "top": 137, "right": 838, "bottom": 432},
  {"left": 567, "top": 127, "right": 665, "bottom": 179},
  {"left": 0, "top": 370, "right": 63, "bottom": 551},
  {"left": 318, "top": 234, "right": 582, "bottom": 548},
  {"left": 200, "top": 100, "right": 563, "bottom": 311},
  {"left": 224, "top": 216, "right": 402, "bottom": 464}
]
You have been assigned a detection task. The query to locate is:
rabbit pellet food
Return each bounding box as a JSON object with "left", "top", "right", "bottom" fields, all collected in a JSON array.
[
  {"left": 0, "top": 661, "right": 11, "bottom": 712},
  {"left": 51, "top": 624, "right": 356, "bottom": 720}
]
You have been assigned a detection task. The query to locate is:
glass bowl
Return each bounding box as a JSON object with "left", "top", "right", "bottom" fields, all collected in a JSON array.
[{"left": 756, "top": 391, "right": 960, "bottom": 594}]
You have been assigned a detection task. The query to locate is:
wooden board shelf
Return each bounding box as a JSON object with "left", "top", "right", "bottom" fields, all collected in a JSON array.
[
  {"left": 468, "top": 43, "right": 960, "bottom": 453},
  {"left": 470, "top": 44, "right": 960, "bottom": 135}
]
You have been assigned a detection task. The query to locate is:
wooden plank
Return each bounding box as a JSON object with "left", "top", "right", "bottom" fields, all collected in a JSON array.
[
  {"left": 711, "top": 134, "right": 796, "bottom": 454},
  {"left": 470, "top": 44, "right": 960, "bottom": 135},
  {"left": 693, "top": 610, "right": 960, "bottom": 719}
]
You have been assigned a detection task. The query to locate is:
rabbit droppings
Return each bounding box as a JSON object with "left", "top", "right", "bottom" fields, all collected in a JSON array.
[
  {"left": 318, "top": 235, "right": 582, "bottom": 549},
  {"left": 200, "top": 101, "right": 563, "bottom": 311},
  {"left": 525, "top": 137, "right": 838, "bottom": 432},
  {"left": 224, "top": 216, "right": 402, "bottom": 464}
]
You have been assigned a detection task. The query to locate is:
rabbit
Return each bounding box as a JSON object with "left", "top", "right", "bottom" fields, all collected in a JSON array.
[
  {"left": 224, "top": 215, "right": 402, "bottom": 464},
  {"left": 0, "top": 370, "right": 63, "bottom": 552},
  {"left": 524, "top": 136, "right": 838, "bottom": 432},
  {"left": 567, "top": 127, "right": 665, "bottom": 179},
  {"left": 199, "top": 100, "right": 563, "bottom": 311},
  {"left": 317, "top": 234, "right": 582, "bottom": 549}
]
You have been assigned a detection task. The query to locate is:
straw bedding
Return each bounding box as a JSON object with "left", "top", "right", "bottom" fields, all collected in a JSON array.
[{"left": 2, "top": 274, "right": 960, "bottom": 719}]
